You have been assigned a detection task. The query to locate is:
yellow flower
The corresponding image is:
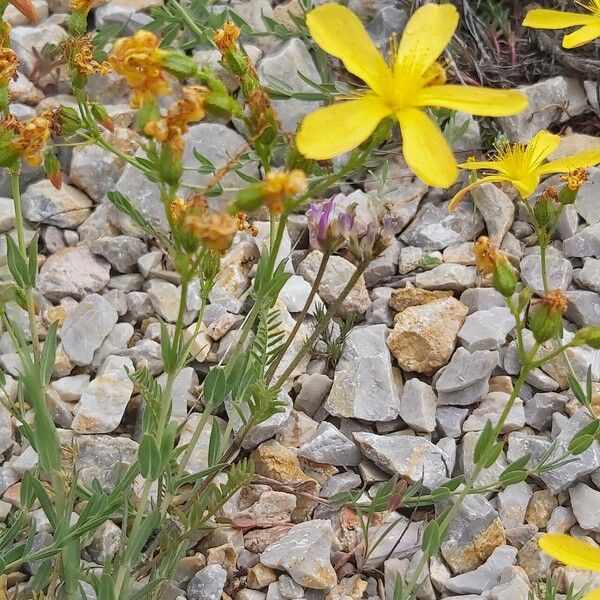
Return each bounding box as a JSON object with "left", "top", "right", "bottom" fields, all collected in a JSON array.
[
  {"left": 523, "top": 1, "right": 600, "bottom": 48},
  {"left": 68, "top": 35, "right": 112, "bottom": 77},
  {"left": 70, "top": 0, "right": 106, "bottom": 13},
  {"left": 144, "top": 85, "right": 207, "bottom": 157},
  {"left": 448, "top": 130, "right": 600, "bottom": 210},
  {"left": 0, "top": 48, "right": 18, "bottom": 85},
  {"left": 539, "top": 534, "right": 600, "bottom": 599},
  {"left": 11, "top": 116, "right": 52, "bottom": 167},
  {"left": 214, "top": 20, "right": 240, "bottom": 55},
  {"left": 295, "top": 3, "right": 528, "bottom": 188},
  {"left": 109, "top": 30, "right": 170, "bottom": 108},
  {"left": 261, "top": 169, "right": 307, "bottom": 213},
  {"left": 183, "top": 211, "right": 239, "bottom": 251}
]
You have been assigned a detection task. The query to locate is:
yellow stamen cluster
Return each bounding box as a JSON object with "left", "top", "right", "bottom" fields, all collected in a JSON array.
[
  {"left": 261, "top": 169, "right": 307, "bottom": 214},
  {"left": 539, "top": 289, "right": 569, "bottom": 315},
  {"left": 234, "top": 211, "right": 258, "bottom": 237},
  {"left": 144, "top": 85, "right": 207, "bottom": 157},
  {"left": 109, "top": 30, "right": 170, "bottom": 108},
  {"left": 0, "top": 48, "right": 18, "bottom": 85},
  {"left": 214, "top": 20, "right": 240, "bottom": 55},
  {"left": 10, "top": 116, "right": 52, "bottom": 167},
  {"left": 70, "top": 0, "right": 105, "bottom": 12},
  {"left": 560, "top": 167, "right": 588, "bottom": 191},
  {"left": 68, "top": 35, "right": 112, "bottom": 77}
]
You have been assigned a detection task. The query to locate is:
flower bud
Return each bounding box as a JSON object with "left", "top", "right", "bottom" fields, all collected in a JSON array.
[
  {"left": 528, "top": 289, "right": 568, "bottom": 344},
  {"left": 231, "top": 184, "right": 264, "bottom": 213},
  {"left": 573, "top": 326, "right": 600, "bottom": 349},
  {"left": 559, "top": 168, "right": 588, "bottom": 205},
  {"left": 136, "top": 101, "right": 161, "bottom": 132},
  {"left": 534, "top": 195, "right": 557, "bottom": 230},
  {"left": 493, "top": 258, "right": 517, "bottom": 297},
  {"left": 90, "top": 102, "right": 114, "bottom": 132},
  {"left": 58, "top": 106, "right": 81, "bottom": 136},
  {"left": 44, "top": 150, "right": 62, "bottom": 190}
]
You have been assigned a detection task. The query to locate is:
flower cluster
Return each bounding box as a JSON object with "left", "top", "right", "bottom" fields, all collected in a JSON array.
[
  {"left": 170, "top": 195, "right": 243, "bottom": 252},
  {"left": 109, "top": 30, "right": 170, "bottom": 108},
  {"left": 67, "top": 35, "right": 112, "bottom": 77},
  {"left": 473, "top": 236, "right": 517, "bottom": 297},
  {"left": 214, "top": 21, "right": 241, "bottom": 56},
  {"left": 144, "top": 86, "right": 207, "bottom": 157},
  {"left": 6, "top": 115, "right": 52, "bottom": 167},
  {"left": 261, "top": 169, "right": 307, "bottom": 213},
  {"left": 0, "top": 47, "right": 18, "bottom": 86}
]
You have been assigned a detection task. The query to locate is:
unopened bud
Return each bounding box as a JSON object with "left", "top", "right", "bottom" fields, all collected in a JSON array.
[
  {"left": 573, "top": 326, "right": 600, "bottom": 349},
  {"left": 529, "top": 304, "right": 563, "bottom": 344},
  {"left": 493, "top": 258, "right": 517, "bottom": 297},
  {"left": 534, "top": 195, "right": 557, "bottom": 230},
  {"left": 90, "top": 103, "right": 114, "bottom": 132},
  {"left": 44, "top": 150, "right": 62, "bottom": 190},
  {"left": 58, "top": 106, "right": 81, "bottom": 136},
  {"left": 162, "top": 52, "right": 198, "bottom": 79}
]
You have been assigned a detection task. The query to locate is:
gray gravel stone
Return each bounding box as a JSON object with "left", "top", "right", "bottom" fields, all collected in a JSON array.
[
  {"left": 472, "top": 184, "right": 514, "bottom": 246},
  {"left": 38, "top": 246, "right": 111, "bottom": 300},
  {"left": 463, "top": 392, "right": 525, "bottom": 433},
  {"left": 497, "top": 482, "right": 532, "bottom": 529},
  {"left": 60, "top": 294, "right": 118, "bottom": 366},
  {"left": 569, "top": 483, "right": 600, "bottom": 532},
  {"left": 458, "top": 306, "right": 515, "bottom": 352},
  {"left": 520, "top": 251, "right": 573, "bottom": 294},
  {"left": 436, "top": 348, "right": 499, "bottom": 406},
  {"left": 72, "top": 356, "right": 134, "bottom": 433},
  {"left": 564, "top": 223, "right": 600, "bottom": 258},
  {"left": 187, "top": 565, "right": 228, "bottom": 600},
  {"left": 565, "top": 290, "right": 600, "bottom": 326},
  {"left": 353, "top": 432, "right": 449, "bottom": 490},
  {"left": 294, "top": 373, "right": 332, "bottom": 417},
  {"left": 446, "top": 545, "right": 517, "bottom": 594},
  {"left": 260, "top": 520, "right": 337, "bottom": 589},
  {"left": 399, "top": 378, "right": 437, "bottom": 433},
  {"left": 576, "top": 258, "right": 600, "bottom": 292},
  {"left": 436, "top": 406, "right": 469, "bottom": 438},
  {"left": 574, "top": 166, "right": 600, "bottom": 224},
  {"left": 524, "top": 392, "right": 567, "bottom": 431},
  {"left": 89, "top": 236, "right": 147, "bottom": 273},
  {"left": 326, "top": 325, "right": 401, "bottom": 421},
  {"left": 533, "top": 410, "right": 600, "bottom": 494},
  {"left": 258, "top": 38, "right": 320, "bottom": 132},
  {"left": 459, "top": 288, "right": 505, "bottom": 314},
  {"left": 499, "top": 76, "right": 588, "bottom": 142},
  {"left": 460, "top": 430, "right": 509, "bottom": 489},
  {"left": 297, "top": 422, "right": 360, "bottom": 466},
  {"left": 320, "top": 472, "right": 362, "bottom": 499},
  {"left": 401, "top": 200, "right": 484, "bottom": 251},
  {"left": 441, "top": 494, "right": 504, "bottom": 574},
  {"left": 415, "top": 263, "right": 477, "bottom": 291}
]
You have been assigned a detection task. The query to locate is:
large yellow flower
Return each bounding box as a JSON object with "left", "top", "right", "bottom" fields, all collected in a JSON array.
[
  {"left": 539, "top": 534, "right": 600, "bottom": 599},
  {"left": 295, "top": 3, "right": 528, "bottom": 188},
  {"left": 448, "top": 130, "right": 600, "bottom": 210},
  {"left": 523, "top": 1, "right": 600, "bottom": 49}
]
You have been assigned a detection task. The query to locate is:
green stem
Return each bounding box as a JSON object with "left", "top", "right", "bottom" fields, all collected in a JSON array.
[
  {"left": 539, "top": 240, "right": 549, "bottom": 295},
  {"left": 273, "top": 258, "right": 368, "bottom": 389},
  {"left": 10, "top": 169, "right": 40, "bottom": 360},
  {"left": 266, "top": 248, "right": 332, "bottom": 382},
  {"left": 169, "top": 0, "right": 206, "bottom": 43}
]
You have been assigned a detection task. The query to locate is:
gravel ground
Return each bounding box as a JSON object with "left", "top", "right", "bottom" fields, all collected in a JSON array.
[{"left": 1, "top": 0, "right": 600, "bottom": 599}]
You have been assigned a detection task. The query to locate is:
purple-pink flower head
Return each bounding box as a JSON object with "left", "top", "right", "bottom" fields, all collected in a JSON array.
[{"left": 307, "top": 196, "right": 336, "bottom": 249}]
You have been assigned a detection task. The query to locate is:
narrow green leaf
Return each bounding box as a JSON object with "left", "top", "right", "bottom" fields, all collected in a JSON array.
[
  {"left": 5, "top": 234, "right": 27, "bottom": 288},
  {"left": 203, "top": 367, "right": 227, "bottom": 407},
  {"left": 160, "top": 321, "right": 176, "bottom": 372},
  {"left": 473, "top": 421, "right": 493, "bottom": 466},
  {"left": 40, "top": 321, "right": 58, "bottom": 385},
  {"left": 568, "top": 372, "right": 587, "bottom": 405},
  {"left": 138, "top": 434, "right": 161, "bottom": 480},
  {"left": 123, "top": 510, "right": 159, "bottom": 565},
  {"left": 27, "top": 231, "right": 39, "bottom": 287},
  {"left": 483, "top": 441, "right": 504, "bottom": 468},
  {"left": 207, "top": 418, "right": 221, "bottom": 468},
  {"left": 421, "top": 520, "right": 441, "bottom": 555}
]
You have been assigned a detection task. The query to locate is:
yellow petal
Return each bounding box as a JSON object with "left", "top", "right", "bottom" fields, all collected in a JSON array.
[
  {"left": 563, "top": 21, "right": 600, "bottom": 47},
  {"left": 539, "top": 534, "right": 600, "bottom": 572},
  {"left": 512, "top": 172, "right": 541, "bottom": 198},
  {"left": 583, "top": 589, "right": 600, "bottom": 600},
  {"left": 527, "top": 130, "right": 562, "bottom": 167},
  {"left": 296, "top": 96, "right": 392, "bottom": 160},
  {"left": 459, "top": 160, "right": 501, "bottom": 170},
  {"left": 540, "top": 150, "right": 600, "bottom": 174},
  {"left": 448, "top": 175, "right": 507, "bottom": 212},
  {"left": 523, "top": 8, "right": 596, "bottom": 29},
  {"left": 306, "top": 3, "right": 393, "bottom": 97},
  {"left": 415, "top": 84, "right": 528, "bottom": 116},
  {"left": 397, "top": 108, "right": 457, "bottom": 188},
  {"left": 394, "top": 4, "right": 458, "bottom": 80}
]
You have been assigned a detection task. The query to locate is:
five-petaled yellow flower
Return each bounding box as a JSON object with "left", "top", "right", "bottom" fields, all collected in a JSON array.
[
  {"left": 523, "top": 1, "right": 600, "bottom": 49},
  {"left": 448, "top": 130, "right": 600, "bottom": 210},
  {"left": 295, "top": 3, "right": 528, "bottom": 188},
  {"left": 539, "top": 534, "right": 600, "bottom": 599}
]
